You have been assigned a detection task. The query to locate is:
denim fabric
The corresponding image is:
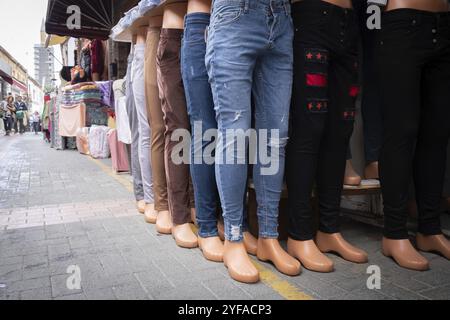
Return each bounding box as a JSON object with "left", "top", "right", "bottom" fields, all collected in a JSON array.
[
  {"left": 206, "top": 0, "right": 294, "bottom": 242},
  {"left": 182, "top": 13, "right": 220, "bottom": 238},
  {"left": 138, "top": 0, "right": 161, "bottom": 16},
  {"left": 125, "top": 47, "right": 145, "bottom": 202},
  {"left": 131, "top": 44, "right": 154, "bottom": 205}
]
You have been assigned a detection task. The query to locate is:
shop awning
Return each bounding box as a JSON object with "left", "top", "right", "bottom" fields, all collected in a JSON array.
[
  {"left": 0, "top": 71, "right": 13, "bottom": 85},
  {"left": 45, "top": 0, "right": 114, "bottom": 40},
  {"left": 0, "top": 59, "right": 13, "bottom": 85},
  {"left": 12, "top": 79, "right": 28, "bottom": 93}
]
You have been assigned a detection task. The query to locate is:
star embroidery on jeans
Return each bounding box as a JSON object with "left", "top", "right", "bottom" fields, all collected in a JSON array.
[
  {"left": 316, "top": 53, "right": 322, "bottom": 60},
  {"left": 306, "top": 52, "right": 313, "bottom": 60},
  {"left": 308, "top": 103, "right": 313, "bottom": 110},
  {"left": 317, "top": 103, "right": 323, "bottom": 110}
]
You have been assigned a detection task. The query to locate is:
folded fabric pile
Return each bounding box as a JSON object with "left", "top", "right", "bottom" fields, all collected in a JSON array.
[
  {"left": 110, "top": 0, "right": 161, "bottom": 40},
  {"left": 62, "top": 82, "right": 103, "bottom": 106}
]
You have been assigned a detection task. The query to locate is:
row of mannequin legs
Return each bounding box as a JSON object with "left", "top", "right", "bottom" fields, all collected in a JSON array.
[{"left": 127, "top": 0, "right": 450, "bottom": 284}]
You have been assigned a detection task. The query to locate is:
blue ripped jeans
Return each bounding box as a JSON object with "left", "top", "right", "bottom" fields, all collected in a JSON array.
[{"left": 206, "top": 0, "right": 293, "bottom": 242}]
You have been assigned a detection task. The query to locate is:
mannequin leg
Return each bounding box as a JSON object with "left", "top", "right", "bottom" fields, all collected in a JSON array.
[
  {"left": 206, "top": 3, "right": 259, "bottom": 283},
  {"left": 157, "top": 29, "right": 197, "bottom": 247},
  {"left": 251, "top": 18, "right": 301, "bottom": 276},
  {"left": 125, "top": 48, "right": 145, "bottom": 212},
  {"left": 182, "top": 12, "right": 222, "bottom": 260},
  {"left": 287, "top": 1, "right": 333, "bottom": 272},
  {"left": 413, "top": 45, "right": 450, "bottom": 260},
  {"left": 145, "top": 29, "right": 171, "bottom": 231},
  {"left": 315, "top": 39, "right": 368, "bottom": 264},
  {"left": 131, "top": 45, "right": 155, "bottom": 214},
  {"left": 375, "top": 10, "right": 432, "bottom": 270}
]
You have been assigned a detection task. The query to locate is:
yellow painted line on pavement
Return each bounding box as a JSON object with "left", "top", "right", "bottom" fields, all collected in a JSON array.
[
  {"left": 88, "top": 157, "right": 134, "bottom": 193},
  {"left": 90, "top": 156, "right": 313, "bottom": 300},
  {"left": 190, "top": 225, "right": 313, "bottom": 300}
]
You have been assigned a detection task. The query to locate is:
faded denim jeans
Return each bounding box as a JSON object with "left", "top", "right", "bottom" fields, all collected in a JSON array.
[
  {"left": 182, "top": 13, "right": 220, "bottom": 238},
  {"left": 206, "top": 0, "right": 294, "bottom": 242}
]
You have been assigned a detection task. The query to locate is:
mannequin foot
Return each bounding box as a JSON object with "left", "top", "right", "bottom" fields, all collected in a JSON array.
[
  {"left": 191, "top": 208, "right": 198, "bottom": 226},
  {"left": 382, "top": 238, "right": 429, "bottom": 271},
  {"left": 244, "top": 231, "right": 258, "bottom": 256},
  {"left": 344, "top": 160, "right": 362, "bottom": 186},
  {"left": 224, "top": 241, "right": 259, "bottom": 284},
  {"left": 218, "top": 221, "right": 225, "bottom": 241},
  {"left": 257, "top": 238, "right": 301, "bottom": 276},
  {"left": 199, "top": 236, "right": 224, "bottom": 262},
  {"left": 173, "top": 223, "right": 198, "bottom": 249},
  {"left": 156, "top": 210, "right": 172, "bottom": 235},
  {"left": 364, "top": 161, "right": 379, "bottom": 180},
  {"left": 416, "top": 234, "right": 450, "bottom": 260},
  {"left": 287, "top": 238, "right": 334, "bottom": 273},
  {"left": 137, "top": 200, "right": 145, "bottom": 214},
  {"left": 316, "top": 232, "right": 368, "bottom": 263},
  {"left": 144, "top": 204, "right": 158, "bottom": 224}
]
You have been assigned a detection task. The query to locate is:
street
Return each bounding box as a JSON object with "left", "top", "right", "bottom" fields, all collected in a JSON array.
[{"left": 0, "top": 133, "right": 449, "bottom": 300}]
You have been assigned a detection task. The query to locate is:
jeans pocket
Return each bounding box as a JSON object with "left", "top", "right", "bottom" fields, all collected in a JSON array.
[{"left": 212, "top": 4, "right": 243, "bottom": 28}]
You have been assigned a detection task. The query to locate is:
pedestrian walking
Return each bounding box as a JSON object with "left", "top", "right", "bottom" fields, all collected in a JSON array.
[
  {"left": 15, "top": 96, "right": 28, "bottom": 134},
  {"left": 2, "top": 96, "right": 16, "bottom": 136},
  {"left": 31, "top": 111, "right": 41, "bottom": 135}
]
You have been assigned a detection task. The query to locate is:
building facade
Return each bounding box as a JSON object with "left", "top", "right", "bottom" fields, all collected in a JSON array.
[
  {"left": 34, "top": 44, "right": 55, "bottom": 88},
  {"left": 0, "top": 45, "right": 28, "bottom": 100}
]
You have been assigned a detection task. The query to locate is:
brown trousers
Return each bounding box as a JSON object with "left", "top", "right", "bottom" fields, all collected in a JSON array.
[
  {"left": 156, "top": 28, "right": 194, "bottom": 225},
  {"left": 145, "top": 28, "right": 169, "bottom": 212}
]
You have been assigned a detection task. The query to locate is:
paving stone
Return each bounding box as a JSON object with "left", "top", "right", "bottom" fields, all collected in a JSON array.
[
  {"left": 0, "top": 264, "right": 22, "bottom": 282},
  {"left": 420, "top": 285, "right": 450, "bottom": 300},
  {"left": 20, "top": 286, "right": 52, "bottom": 300},
  {"left": 202, "top": 279, "right": 253, "bottom": 300},
  {"left": 6, "top": 276, "right": 51, "bottom": 293},
  {"left": 84, "top": 287, "right": 117, "bottom": 300},
  {"left": 134, "top": 270, "right": 175, "bottom": 298},
  {"left": 112, "top": 282, "right": 150, "bottom": 300},
  {"left": 50, "top": 274, "right": 83, "bottom": 298}
]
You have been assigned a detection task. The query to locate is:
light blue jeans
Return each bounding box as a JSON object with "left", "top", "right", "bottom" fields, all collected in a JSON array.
[{"left": 206, "top": 0, "right": 294, "bottom": 242}]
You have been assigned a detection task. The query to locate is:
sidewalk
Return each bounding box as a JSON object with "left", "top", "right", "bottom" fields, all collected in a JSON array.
[{"left": 0, "top": 134, "right": 449, "bottom": 300}]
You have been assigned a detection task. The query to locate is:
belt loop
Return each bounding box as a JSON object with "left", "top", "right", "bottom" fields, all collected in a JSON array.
[{"left": 244, "top": 0, "right": 249, "bottom": 13}]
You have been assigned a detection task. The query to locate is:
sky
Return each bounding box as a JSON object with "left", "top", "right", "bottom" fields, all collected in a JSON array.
[{"left": 0, "top": 0, "right": 62, "bottom": 79}]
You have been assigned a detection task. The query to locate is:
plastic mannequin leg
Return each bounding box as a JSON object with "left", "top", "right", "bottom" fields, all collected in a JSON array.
[
  {"left": 257, "top": 238, "right": 301, "bottom": 276},
  {"left": 191, "top": 208, "right": 198, "bottom": 226},
  {"left": 217, "top": 221, "right": 257, "bottom": 255},
  {"left": 287, "top": 238, "right": 334, "bottom": 273},
  {"left": 224, "top": 241, "right": 259, "bottom": 284},
  {"left": 344, "top": 160, "right": 362, "bottom": 186},
  {"left": 416, "top": 234, "right": 450, "bottom": 260},
  {"left": 382, "top": 238, "right": 429, "bottom": 271},
  {"left": 316, "top": 231, "right": 369, "bottom": 263},
  {"left": 144, "top": 204, "right": 158, "bottom": 224},
  {"left": 137, "top": 200, "right": 146, "bottom": 214},
  {"left": 156, "top": 210, "right": 173, "bottom": 234},
  {"left": 199, "top": 236, "right": 224, "bottom": 262},
  {"left": 244, "top": 232, "right": 258, "bottom": 256},
  {"left": 172, "top": 223, "right": 198, "bottom": 249},
  {"left": 365, "top": 161, "right": 379, "bottom": 180},
  {"left": 218, "top": 220, "right": 225, "bottom": 241}
]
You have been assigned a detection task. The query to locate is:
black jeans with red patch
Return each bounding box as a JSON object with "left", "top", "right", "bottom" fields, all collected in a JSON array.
[
  {"left": 375, "top": 9, "right": 450, "bottom": 240},
  {"left": 287, "top": 0, "right": 360, "bottom": 241}
]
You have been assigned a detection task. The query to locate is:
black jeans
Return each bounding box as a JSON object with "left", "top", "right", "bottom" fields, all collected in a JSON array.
[
  {"left": 375, "top": 10, "right": 450, "bottom": 239},
  {"left": 354, "top": 0, "right": 382, "bottom": 163},
  {"left": 3, "top": 116, "right": 13, "bottom": 134},
  {"left": 287, "top": 0, "right": 360, "bottom": 241},
  {"left": 18, "top": 119, "right": 25, "bottom": 134}
]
